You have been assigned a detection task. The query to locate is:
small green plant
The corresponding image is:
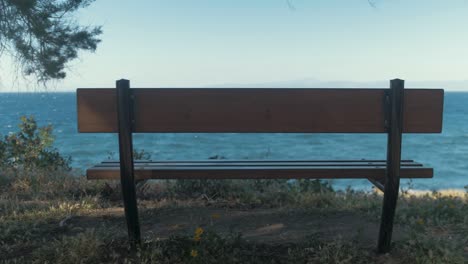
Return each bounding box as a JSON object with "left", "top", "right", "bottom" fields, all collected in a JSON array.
[
  {"left": 167, "top": 178, "right": 335, "bottom": 205},
  {"left": 400, "top": 231, "right": 466, "bottom": 264},
  {"left": 106, "top": 148, "right": 152, "bottom": 160},
  {"left": 295, "top": 179, "right": 334, "bottom": 193},
  {"left": 303, "top": 237, "right": 371, "bottom": 264},
  {"left": 0, "top": 116, "right": 70, "bottom": 171},
  {"left": 167, "top": 179, "right": 245, "bottom": 200},
  {"left": 133, "top": 149, "right": 152, "bottom": 160}
]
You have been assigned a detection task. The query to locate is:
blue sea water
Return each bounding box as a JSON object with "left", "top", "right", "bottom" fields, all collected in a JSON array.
[{"left": 0, "top": 92, "right": 467, "bottom": 191}]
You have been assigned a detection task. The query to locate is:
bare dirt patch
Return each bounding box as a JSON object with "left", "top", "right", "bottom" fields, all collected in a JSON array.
[{"left": 68, "top": 205, "right": 407, "bottom": 248}]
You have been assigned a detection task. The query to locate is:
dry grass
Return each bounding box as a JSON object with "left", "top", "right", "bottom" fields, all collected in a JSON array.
[{"left": 0, "top": 170, "right": 466, "bottom": 263}]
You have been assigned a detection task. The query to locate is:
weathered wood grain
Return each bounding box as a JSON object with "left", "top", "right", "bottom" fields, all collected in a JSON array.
[{"left": 77, "top": 88, "right": 443, "bottom": 133}]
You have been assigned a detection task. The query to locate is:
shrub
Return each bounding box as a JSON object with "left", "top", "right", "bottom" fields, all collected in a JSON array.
[
  {"left": 0, "top": 116, "right": 71, "bottom": 171},
  {"left": 166, "top": 178, "right": 334, "bottom": 205}
]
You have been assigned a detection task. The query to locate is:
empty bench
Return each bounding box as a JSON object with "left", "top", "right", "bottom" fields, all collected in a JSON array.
[{"left": 77, "top": 79, "right": 444, "bottom": 253}]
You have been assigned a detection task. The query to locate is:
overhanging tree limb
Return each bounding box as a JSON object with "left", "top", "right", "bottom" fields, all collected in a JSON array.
[{"left": 0, "top": 0, "right": 102, "bottom": 82}]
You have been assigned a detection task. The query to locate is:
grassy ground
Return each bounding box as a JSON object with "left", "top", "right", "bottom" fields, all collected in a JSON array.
[{"left": 0, "top": 169, "right": 467, "bottom": 263}]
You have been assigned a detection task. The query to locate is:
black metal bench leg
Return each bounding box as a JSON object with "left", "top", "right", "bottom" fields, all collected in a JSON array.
[
  {"left": 378, "top": 171, "right": 400, "bottom": 253},
  {"left": 117, "top": 79, "right": 141, "bottom": 249},
  {"left": 378, "top": 79, "right": 404, "bottom": 253}
]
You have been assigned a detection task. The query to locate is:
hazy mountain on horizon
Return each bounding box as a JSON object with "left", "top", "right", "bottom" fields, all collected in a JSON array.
[
  {"left": 208, "top": 78, "right": 468, "bottom": 91},
  {"left": 1, "top": 79, "right": 467, "bottom": 92}
]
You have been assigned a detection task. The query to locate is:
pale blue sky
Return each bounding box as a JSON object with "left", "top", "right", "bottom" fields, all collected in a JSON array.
[{"left": 2, "top": 0, "right": 468, "bottom": 91}]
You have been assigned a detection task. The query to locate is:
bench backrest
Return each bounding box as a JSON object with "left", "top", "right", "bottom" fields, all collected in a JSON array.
[{"left": 77, "top": 86, "right": 443, "bottom": 134}]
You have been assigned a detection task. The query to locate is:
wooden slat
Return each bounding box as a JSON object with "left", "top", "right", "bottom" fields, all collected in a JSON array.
[
  {"left": 77, "top": 89, "right": 117, "bottom": 133},
  {"left": 77, "top": 88, "right": 444, "bottom": 133},
  {"left": 93, "top": 161, "right": 423, "bottom": 168},
  {"left": 86, "top": 165, "right": 433, "bottom": 180},
  {"left": 101, "top": 159, "right": 416, "bottom": 164},
  {"left": 404, "top": 89, "right": 444, "bottom": 134}
]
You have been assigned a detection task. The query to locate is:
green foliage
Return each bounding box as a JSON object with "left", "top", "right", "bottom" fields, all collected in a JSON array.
[
  {"left": 396, "top": 191, "right": 468, "bottom": 228},
  {"left": 158, "top": 178, "right": 337, "bottom": 210},
  {"left": 0, "top": 0, "right": 102, "bottom": 81},
  {"left": 167, "top": 178, "right": 334, "bottom": 203},
  {"left": 32, "top": 229, "right": 104, "bottom": 264},
  {"left": 0, "top": 116, "right": 71, "bottom": 171},
  {"left": 300, "top": 237, "right": 372, "bottom": 264},
  {"left": 133, "top": 149, "right": 152, "bottom": 160},
  {"left": 106, "top": 148, "right": 152, "bottom": 160},
  {"left": 296, "top": 179, "right": 334, "bottom": 193},
  {"left": 400, "top": 231, "right": 466, "bottom": 264},
  {"left": 167, "top": 179, "right": 244, "bottom": 200}
]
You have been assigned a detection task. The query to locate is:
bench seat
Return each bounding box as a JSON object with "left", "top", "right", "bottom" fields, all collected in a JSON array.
[{"left": 87, "top": 159, "right": 433, "bottom": 180}]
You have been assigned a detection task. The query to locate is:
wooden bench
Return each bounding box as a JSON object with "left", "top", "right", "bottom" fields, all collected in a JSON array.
[{"left": 76, "top": 79, "right": 444, "bottom": 253}]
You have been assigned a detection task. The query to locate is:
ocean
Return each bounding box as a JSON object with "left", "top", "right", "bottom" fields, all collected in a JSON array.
[{"left": 0, "top": 92, "right": 467, "bottom": 191}]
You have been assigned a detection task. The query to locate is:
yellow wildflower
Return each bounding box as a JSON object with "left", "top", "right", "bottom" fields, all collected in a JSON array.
[
  {"left": 194, "top": 227, "right": 204, "bottom": 241},
  {"left": 416, "top": 218, "right": 424, "bottom": 225},
  {"left": 195, "top": 227, "right": 204, "bottom": 236},
  {"left": 190, "top": 249, "right": 198, "bottom": 257},
  {"left": 211, "top": 213, "right": 221, "bottom": 219}
]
